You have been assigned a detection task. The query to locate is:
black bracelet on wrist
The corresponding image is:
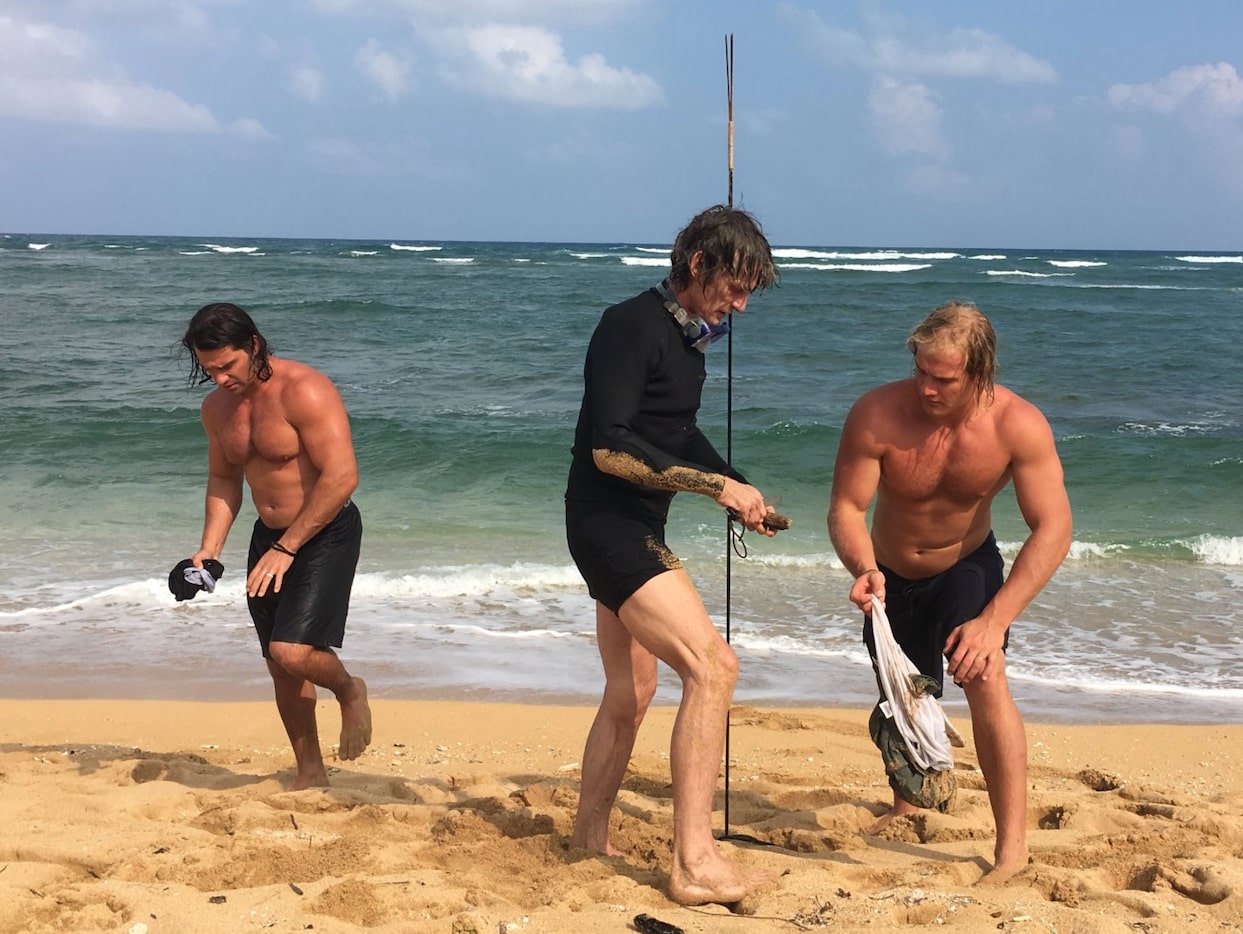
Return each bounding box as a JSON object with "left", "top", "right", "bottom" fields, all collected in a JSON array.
[{"left": 270, "top": 541, "right": 298, "bottom": 558}]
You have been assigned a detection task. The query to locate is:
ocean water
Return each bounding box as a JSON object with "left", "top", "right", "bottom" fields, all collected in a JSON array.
[{"left": 1, "top": 234, "right": 1240, "bottom": 724}]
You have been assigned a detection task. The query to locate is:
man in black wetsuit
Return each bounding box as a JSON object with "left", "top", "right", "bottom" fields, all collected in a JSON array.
[{"left": 565, "top": 205, "right": 778, "bottom": 906}]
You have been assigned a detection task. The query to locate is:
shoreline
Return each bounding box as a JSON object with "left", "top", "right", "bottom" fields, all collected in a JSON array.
[
  {"left": 3, "top": 697, "right": 1241, "bottom": 933},
  {"left": 4, "top": 655, "right": 1242, "bottom": 726}
]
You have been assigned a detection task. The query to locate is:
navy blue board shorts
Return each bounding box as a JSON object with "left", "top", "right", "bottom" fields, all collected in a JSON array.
[
  {"left": 863, "top": 531, "right": 1006, "bottom": 697},
  {"left": 247, "top": 500, "right": 362, "bottom": 657}
]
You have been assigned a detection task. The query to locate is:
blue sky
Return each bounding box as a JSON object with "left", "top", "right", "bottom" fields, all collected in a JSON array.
[{"left": 3, "top": 1, "right": 1242, "bottom": 249}]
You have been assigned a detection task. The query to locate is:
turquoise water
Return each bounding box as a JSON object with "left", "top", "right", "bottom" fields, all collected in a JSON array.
[{"left": 1, "top": 234, "right": 1240, "bottom": 722}]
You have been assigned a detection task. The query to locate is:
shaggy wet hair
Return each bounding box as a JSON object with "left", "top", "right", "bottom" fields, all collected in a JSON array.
[
  {"left": 181, "top": 302, "right": 273, "bottom": 386},
  {"left": 907, "top": 301, "right": 997, "bottom": 404},
  {"left": 668, "top": 205, "right": 777, "bottom": 293}
]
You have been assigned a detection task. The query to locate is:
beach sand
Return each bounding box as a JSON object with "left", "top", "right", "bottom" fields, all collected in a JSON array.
[{"left": 2, "top": 697, "right": 1241, "bottom": 934}]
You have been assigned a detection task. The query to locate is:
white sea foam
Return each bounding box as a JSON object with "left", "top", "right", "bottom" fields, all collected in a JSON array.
[
  {"left": 201, "top": 244, "right": 259, "bottom": 254},
  {"left": 390, "top": 243, "right": 441, "bottom": 252},
  {"left": 349, "top": 250, "right": 379, "bottom": 257},
  {"left": 1185, "top": 535, "right": 1243, "bottom": 566},
  {"left": 1048, "top": 260, "right": 1106, "bottom": 268},
  {"left": 1068, "top": 284, "right": 1204, "bottom": 291},
  {"left": 779, "top": 262, "right": 932, "bottom": 273},
  {"left": 1119, "top": 421, "right": 1212, "bottom": 436},
  {"left": 774, "top": 249, "right": 958, "bottom": 261},
  {"left": 569, "top": 252, "right": 612, "bottom": 259},
  {"left": 1008, "top": 667, "right": 1243, "bottom": 700},
  {"left": 747, "top": 551, "right": 843, "bottom": 569},
  {"left": 634, "top": 246, "right": 668, "bottom": 253},
  {"left": 1174, "top": 255, "right": 1243, "bottom": 263},
  {"left": 968, "top": 254, "right": 1006, "bottom": 260},
  {"left": 431, "top": 257, "right": 475, "bottom": 264},
  {"left": 178, "top": 251, "right": 213, "bottom": 256},
  {"left": 621, "top": 256, "right": 670, "bottom": 267},
  {"left": 351, "top": 563, "right": 584, "bottom": 600},
  {"left": 984, "top": 270, "right": 1072, "bottom": 278},
  {"left": 28, "top": 243, "right": 50, "bottom": 250}
]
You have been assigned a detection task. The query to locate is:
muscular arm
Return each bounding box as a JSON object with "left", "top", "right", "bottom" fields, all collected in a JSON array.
[
  {"left": 978, "top": 404, "right": 1072, "bottom": 630},
  {"left": 946, "top": 401, "right": 1072, "bottom": 682},
  {"left": 193, "top": 394, "right": 243, "bottom": 565},
  {"left": 828, "top": 396, "right": 886, "bottom": 608},
  {"left": 274, "top": 372, "right": 359, "bottom": 552}
]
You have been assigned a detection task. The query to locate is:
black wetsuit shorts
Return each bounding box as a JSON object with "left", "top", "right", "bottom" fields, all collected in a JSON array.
[
  {"left": 247, "top": 500, "right": 362, "bottom": 657},
  {"left": 565, "top": 502, "right": 683, "bottom": 615},
  {"left": 863, "top": 531, "right": 1006, "bottom": 697}
]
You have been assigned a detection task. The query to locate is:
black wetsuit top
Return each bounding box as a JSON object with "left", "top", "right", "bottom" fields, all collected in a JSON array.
[{"left": 566, "top": 287, "right": 745, "bottom": 520}]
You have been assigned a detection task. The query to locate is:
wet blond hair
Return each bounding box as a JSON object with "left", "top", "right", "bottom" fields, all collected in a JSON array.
[{"left": 906, "top": 301, "right": 996, "bottom": 405}]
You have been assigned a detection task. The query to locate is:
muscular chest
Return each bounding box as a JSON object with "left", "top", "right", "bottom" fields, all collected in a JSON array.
[
  {"left": 218, "top": 398, "right": 300, "bottom": 465},
  {"left": 882, "top": 429, "right": 1010, "bottom": 503}
]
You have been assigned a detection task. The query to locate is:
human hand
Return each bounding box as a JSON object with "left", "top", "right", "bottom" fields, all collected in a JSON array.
[
  {"left": 849, "top": 569, "right": 885, "bottom": 613},
  {"left": 247, "top": 548, "right": 294, "bottom": 598},
  {"left": 943, "top": 617, "right": 1007, "bottom": 684},
  {"left": 716, "top": 479, "right": 775, "bottom": 536}
]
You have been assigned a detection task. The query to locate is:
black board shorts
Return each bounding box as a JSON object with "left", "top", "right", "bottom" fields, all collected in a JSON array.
[
  {"left": 863, "top": 531, "right": 1006, "bottom": 697},
  {"left": 247, "top": 500, "right": 362, "bottom": 657},
  {"left": 565, "top": 502, "right": 682, "bottom": 615}
]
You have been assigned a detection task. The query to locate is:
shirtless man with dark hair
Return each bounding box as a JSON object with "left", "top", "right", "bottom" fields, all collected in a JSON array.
[
  {"left": 829, "top": 302, "right": 1072, "bottom": 883},
  {"left": 565, "top": 205, "right": 779, "bottom": 906},
  {"left": 181, "top": 302, "right": 372, "bottom": 790}
]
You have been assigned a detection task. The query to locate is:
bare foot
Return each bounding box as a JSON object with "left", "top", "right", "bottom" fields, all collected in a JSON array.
[
  {"left": 978, "top": 850, "right": 1029, "bottom": 886},
  {"left": 568, "top": 834, "right": 625, "bottom": 858},
  {"left": 867, "top": 800, "right": 920, "bottom": 834},
  {"left": 669, "top": 857, "right": 779, "bottom": 907},
  {"left": 288, "top": 770, "right": 331, "bottom": 791},
  {"left": 338, "top": 677, "right": 372, "bottom": 761}
]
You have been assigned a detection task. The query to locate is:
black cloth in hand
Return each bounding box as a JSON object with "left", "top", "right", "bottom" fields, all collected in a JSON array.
[{"left": 168, "top": 558, "right": 225, "bottom": 601}]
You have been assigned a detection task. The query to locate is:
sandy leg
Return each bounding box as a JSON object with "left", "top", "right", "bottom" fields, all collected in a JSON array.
[{"left": 338, "top": 676, "right": 372, "bottom": 761}]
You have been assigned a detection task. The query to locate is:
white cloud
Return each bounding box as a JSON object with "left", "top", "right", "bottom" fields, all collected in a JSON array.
[
  {"left": 310, "top": 0, "right": 636, "bottom": 24},
  {"left": 436, "top": 23, "right": 662, "bottom": 109},
  {"left": 287, "top": 64, "right": 326, "bottom": 104},
  {"left": 1107, "top": 62, "right": 1243, "bottom": 118},
  {"left": 788, "top": 5, "right": 1056, "bottom": 84},
  {"left": 869, "top": 77, "right": 948, "bottom": 160},
  {"left": 1107, "top": 62, "right": 1243, "bottom": 194},
  {"left": 354, "top": 39, "right": 414, "bottom": 101},
  {"left": 0, "top": 12, "right": 267, "bottom": 136}
]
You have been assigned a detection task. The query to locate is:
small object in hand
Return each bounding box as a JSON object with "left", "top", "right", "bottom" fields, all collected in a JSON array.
[
  {"left": 762, "top": 511, "right": 792, "bottom": 531},
  {"left": 168, "top": 559, "right": 225, "bottom": 601},
  {"left": 290, "top": 882, "right": 304, "bottom": 895},
  {"left": 633, "top": 914, "right": 685, "bottom": 934},
  {"left": 727, "top": 509, "right": 793, "bottom": 532}
]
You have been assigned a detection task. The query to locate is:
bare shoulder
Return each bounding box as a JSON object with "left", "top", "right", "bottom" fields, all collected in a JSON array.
[
  {"left": 991, "top": 386, "right": 1056, "bottom": 450},
  {"left": 848, "top": 379, "right": 911, "bottom": 419},
  {"left": 276, "top": 359, "right": 347, "bottom": 419},
  {"left": 200, "top": 386, "right": 234, "bottom": 427},
  {"left": 843, "top": 379, "right": 916, "bottom": 440}
]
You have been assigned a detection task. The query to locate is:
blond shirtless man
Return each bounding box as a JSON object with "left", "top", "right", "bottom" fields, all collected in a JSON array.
[
  {"left": 828, "top": 302, "right": 1072, "bottom": 883},
  {"left": 181, "top": 303, "right": 371, "bottom": 790}
]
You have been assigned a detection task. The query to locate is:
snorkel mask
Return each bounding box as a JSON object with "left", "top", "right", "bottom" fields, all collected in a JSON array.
[{"left": 655, "top": 279, "right": 730, "bottom": 353}]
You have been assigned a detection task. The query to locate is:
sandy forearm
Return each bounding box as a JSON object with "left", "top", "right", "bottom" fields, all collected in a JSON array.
[{"left": 592, "top": 448, "right": 725, "bottom": 496}]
